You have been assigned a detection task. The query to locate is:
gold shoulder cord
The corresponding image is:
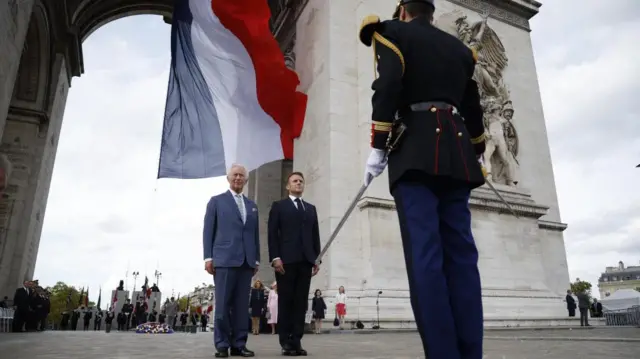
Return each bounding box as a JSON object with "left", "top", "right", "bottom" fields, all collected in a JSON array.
[{"left": 372, "top": 32, "right": 405, "bottom": 79}]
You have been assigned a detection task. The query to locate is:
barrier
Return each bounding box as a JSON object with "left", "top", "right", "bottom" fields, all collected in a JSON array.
[
  {"left": 603, "top": 306, "right": 640, "bottom": 327},
  {"left": 0, "top": 308, "right": 14, "bottom": 333}
]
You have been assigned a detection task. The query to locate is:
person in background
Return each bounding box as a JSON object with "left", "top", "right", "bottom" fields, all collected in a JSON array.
[
  {"left": 565, "top": 290, "right": 576, "bottom": 317},
  {"left": 267, "top": 282, "right": 278, "bottom": 335},
  {"left": 335, "top": 286, "right": 347, "bottom": 329},
  {"left": 311, "top": 289, "right": 327, "bottom": 334},
  {"left": 250, "top": 280, "right": 265, "bottom": 335},
  {"left": 576, "top": 290, "right": 591, "bottom": 327},
  {"left": 591, "top": 298, "right": 603, "bottom": 318},
  {"left": 105, "top": 311, "right": 115, "bottom": 333}
]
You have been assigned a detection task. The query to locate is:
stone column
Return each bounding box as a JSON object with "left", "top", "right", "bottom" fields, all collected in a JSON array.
[
  {"left": 0, "top": 3, "right": 70, "bottom": 297},
  {"left": 0, "top": 0, "right": 35, "bottom": 140},
  {"left": 247, "top": 160, "right": 292, "bottom": 285}
]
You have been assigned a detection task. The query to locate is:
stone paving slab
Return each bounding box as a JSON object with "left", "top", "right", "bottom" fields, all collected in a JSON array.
[{"left": 1, "top": 330, "right": 639, "bottom": 359}]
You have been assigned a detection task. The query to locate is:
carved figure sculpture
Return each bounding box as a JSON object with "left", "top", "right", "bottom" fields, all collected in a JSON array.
[
  {"left": 436, "top": 10, "right": 519, "bottom": 186},
  {"left": 481, "top": 98, "right": 516, "bottom": 185}
]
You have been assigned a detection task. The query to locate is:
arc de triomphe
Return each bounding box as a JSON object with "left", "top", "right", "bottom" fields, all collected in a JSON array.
[{"left": 0, "top": 0, "right": 571, "bottom": 326}]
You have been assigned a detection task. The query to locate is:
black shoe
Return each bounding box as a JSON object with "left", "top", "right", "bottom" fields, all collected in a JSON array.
[
  {"left": 295, "top": 348, "right": 308, "bottom": 356},
  {"left": 230, "top": 347, "right": 255, "bottom": 357},
  {"left": 281, "top": 345, "right": 298, "bottom": 356},
  {"left": 215, "top": 348, "right": 229, "bottom": 358},
  {"left": 281, "top": 348, "right": 298, "bottom": 356}
]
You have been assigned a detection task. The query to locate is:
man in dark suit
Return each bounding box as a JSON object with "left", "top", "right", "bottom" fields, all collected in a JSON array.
[
  {"left": 268, "top": 171, "right": 321, "bottom": 356},
  {"left": 203, "top": 164, "right": 260, "bottom": 358},
  {"left": 12, "top": 280, "right": 32, "bottom": 332},
  {"left": 565, "top": 290, "right": 576, "bottom": 317},
  {"left": 591, "top": 298, "right": 603, "bottom": 318}
]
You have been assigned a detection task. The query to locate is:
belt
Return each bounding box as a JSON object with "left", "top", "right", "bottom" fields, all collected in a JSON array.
[{"left": 409, "top": 101, "right": 459, "bottom": 115}]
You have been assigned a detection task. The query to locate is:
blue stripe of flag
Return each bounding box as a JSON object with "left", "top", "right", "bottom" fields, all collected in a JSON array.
[{"left": 157, "top": 0, "right": 226, "bottom": 179}]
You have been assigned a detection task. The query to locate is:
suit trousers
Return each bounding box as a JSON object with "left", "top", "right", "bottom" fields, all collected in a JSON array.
[
  {"left": 276, "top": 262, "right": 313, "bottom": 349},
  {"left": 392, "top": 180, "right": 483, "bottom": 359},
  {"left": 213, "top": 264, "right": 254, "bottom": 350},
  {"left": 579, "top": 308, "right": 589, "bottom": 326},
  {"left": 167, "top": 315, "right": 176, "bottom": 328}
]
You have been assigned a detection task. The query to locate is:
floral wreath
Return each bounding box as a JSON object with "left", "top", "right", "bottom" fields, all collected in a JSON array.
[{"left": 135, "top": 322, "right": 174, "bottom": 334}]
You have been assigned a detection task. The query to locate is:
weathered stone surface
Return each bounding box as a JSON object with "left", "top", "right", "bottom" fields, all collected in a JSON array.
[{"left": 1, "top": 329, "right": 639, "bottom": 359}]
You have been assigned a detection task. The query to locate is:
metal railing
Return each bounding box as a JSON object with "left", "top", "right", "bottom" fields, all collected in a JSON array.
[
  {"left": 603, "top": 306, "right": 640, "bottom": 327},
  {"left": 0, "top": 308, "right": 14, "bottom": 332}
]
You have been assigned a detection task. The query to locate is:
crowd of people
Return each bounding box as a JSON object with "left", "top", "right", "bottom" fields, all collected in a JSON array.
[{"left": 1, "top": 280, "right": 51, "bottom": 332}]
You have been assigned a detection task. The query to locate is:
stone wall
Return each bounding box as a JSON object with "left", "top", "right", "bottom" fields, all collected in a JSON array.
[
  {"left": 0, "top": 1, "right": 69, "bottom": 297},
  {"left": 0, "top": 0, "right": 35, "bottom": 140}
]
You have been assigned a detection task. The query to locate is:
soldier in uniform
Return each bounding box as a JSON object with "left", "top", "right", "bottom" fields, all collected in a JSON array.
[{"left": 359, "top": 1, "right": 486, "bottom": 358}]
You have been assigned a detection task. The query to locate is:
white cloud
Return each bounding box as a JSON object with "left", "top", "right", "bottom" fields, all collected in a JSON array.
[
  {"left": 32, "top": 2, "right": 640, "bottom": 303},
  {"left": 532, "top": 0, "right": 640, "bottom": 295}
]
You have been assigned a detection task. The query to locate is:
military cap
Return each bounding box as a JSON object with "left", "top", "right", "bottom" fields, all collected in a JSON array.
[
  {"left": 398, "top": 0, "right": 435, "bottom": 7},
  {"left": 393, "top": 0, "right": 435, "bottom": 19}
]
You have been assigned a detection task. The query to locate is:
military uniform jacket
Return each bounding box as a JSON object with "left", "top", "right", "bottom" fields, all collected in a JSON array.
[{"left": 359, "top": 16, "right": 486, "bottom": 190}]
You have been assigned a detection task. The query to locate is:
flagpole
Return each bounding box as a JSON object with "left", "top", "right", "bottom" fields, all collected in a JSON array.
[{"left": 125, "top": 260, "right": 130, "bottom": 292}]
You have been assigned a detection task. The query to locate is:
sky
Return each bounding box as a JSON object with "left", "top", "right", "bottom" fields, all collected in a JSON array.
[{"left": 32, "top": 0, "right": 639, "bottom": 302}]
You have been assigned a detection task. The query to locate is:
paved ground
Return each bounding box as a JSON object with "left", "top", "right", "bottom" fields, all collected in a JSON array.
[{"left": 0, "top": 328, "right": 639, "bottom": 358}]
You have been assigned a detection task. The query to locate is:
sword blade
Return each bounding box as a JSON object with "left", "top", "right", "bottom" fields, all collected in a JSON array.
[
  {"left": 484, "top": 179, "right": 519, "bottom": 218},
  {"left": 316, "top": 180, "right": 371, "bottom": 265}
]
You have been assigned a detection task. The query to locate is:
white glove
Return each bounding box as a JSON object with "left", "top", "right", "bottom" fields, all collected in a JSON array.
[{"left": 363, "top": 149, "right": 387, "bottom": 185}]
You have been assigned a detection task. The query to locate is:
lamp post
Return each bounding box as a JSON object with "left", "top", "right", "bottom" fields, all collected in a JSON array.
[
  {"left": 132, "top": 271, "right": 139, "bottom": 297},
  {"left": 154, "top": 269, "right": 162, "bottom": 289}
]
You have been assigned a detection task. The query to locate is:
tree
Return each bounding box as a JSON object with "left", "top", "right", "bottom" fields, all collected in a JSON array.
[
  {"left": 44, "top": 282, "right": 80, "bottom": 325},
  {"left": 570, "top": 278, "right": 592, "bottom": 298},
  {"left": 44, "top": 282, "right": 99, "bottom": 325},
  {"left": 177, "top": 296, "right": 189, "bottom": 312}
]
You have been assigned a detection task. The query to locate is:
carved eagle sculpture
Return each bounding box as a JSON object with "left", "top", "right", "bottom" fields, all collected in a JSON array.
[{"left": 436, "top": 10, "right": 509, "bottom": 99}]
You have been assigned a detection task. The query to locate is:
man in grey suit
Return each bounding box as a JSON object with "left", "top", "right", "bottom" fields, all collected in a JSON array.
[
  {"left": 203, "top": 164, "right": 260, "bottom": 358},
  {"left": 165, "top": 297, "right": 178, "bottom": 329},
  {"left": 576, "top": 290, "right": 591, "bottom": 327}
]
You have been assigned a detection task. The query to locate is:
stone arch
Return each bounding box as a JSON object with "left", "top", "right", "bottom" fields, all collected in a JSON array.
[
  {"left": 10, "top": 0, "right": 53, "bottom": 114},
  {"left": 72, "top": 0, "right": 173, "bottom": 42}
]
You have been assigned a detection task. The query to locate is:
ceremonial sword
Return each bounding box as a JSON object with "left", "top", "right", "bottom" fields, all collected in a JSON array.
[
  {"left": 315, "top": 123, "right": 407, "bottom": 265},
  {"left": 478, "top": 158, "right": 519, "bottom": 218}
]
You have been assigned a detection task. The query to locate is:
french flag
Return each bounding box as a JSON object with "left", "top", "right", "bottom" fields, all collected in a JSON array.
[{"left": 158, "top": 0, "right": 307, "bottom": 179}]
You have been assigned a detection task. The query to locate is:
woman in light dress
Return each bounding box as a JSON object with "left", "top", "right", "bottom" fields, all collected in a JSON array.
[
  {"left": 267, "top": 282, "right": 278, "bottom": 334},
  {"left": 335, "top": 286, "right": 347, "bottom": 329}
]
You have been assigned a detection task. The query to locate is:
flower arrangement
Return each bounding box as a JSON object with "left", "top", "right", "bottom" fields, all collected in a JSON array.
[{"left": 135, "top": 322, "right": 174, "bottom": 334}]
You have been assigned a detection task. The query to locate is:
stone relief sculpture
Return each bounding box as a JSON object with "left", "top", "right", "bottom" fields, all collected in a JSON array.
[{"left": 436, "top": 11, "right": 519, "bottom": 186}]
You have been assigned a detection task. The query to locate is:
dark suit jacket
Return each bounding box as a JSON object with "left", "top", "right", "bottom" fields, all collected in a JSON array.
[
  {"left": 202, "top": 190, "right": 260, "bottom": 268},
  {"left": 12, "top": 288, "right": 29, "bottom": 311},
  {"left": 268, "top": 197, "right": 321, "bottom": 265}
]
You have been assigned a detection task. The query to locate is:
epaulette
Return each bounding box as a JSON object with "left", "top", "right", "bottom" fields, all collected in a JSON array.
[
  {"left": 359, "top": 15, "right": 382, "bottom": 47},
  {"left": 470, "top": 47, "right": 478, "bottom": 62}
]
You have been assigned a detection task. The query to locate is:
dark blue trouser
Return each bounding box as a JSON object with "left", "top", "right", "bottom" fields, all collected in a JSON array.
[
  {"left": 213, "top": 266, "right": 254, "bottom": 350},
  {"left": 392, "top": 181, "right": 483, "bottom": 359}
]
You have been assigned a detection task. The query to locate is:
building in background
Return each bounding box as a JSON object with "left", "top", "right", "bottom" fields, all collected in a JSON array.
[
  {"left": 598, "top": 261, "right": 640, "bottom": 298},
  {"left": 188, "top": 284, "right": 215, "bottom": 315}
]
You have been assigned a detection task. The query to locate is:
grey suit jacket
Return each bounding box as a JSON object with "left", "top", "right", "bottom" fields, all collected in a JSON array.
[{"left": 202, "top": 190, "right": 260, "bottom": 268}]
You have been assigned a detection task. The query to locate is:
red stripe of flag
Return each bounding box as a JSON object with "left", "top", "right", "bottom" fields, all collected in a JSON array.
[{"left": 211, "top": 0, "right": 307, "bottom": 160}]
